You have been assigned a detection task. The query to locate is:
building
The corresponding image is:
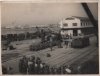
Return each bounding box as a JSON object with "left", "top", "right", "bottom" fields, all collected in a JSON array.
[{"left": 59, "top": 16, "right": 95, "bottom": 38}]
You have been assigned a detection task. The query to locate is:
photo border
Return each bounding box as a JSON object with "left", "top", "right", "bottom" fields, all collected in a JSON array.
[{"left": 0, "top": 0, "right": 99, "bottom": 76}]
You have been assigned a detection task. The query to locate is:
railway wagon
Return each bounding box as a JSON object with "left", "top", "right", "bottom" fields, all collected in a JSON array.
[
  {"left": 30, "top": 40, "right": 58, "bottom": 51},
  {"left": 71, "top": 37, "right": 90, "bottom": 48}
]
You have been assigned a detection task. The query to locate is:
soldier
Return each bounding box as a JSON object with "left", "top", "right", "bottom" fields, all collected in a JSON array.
[
  {"left": 57, "top": 31, "right": 62, "bottom": 48},
  {"left": 41, "top": 29, "right": 46, "bottom": 43},
  {"left": 50, "top": 67, "right": 55, "bottom": 74},
  {"left": 28, "top": 57, "right": 33, "bottom": 74},
  {"left": 32, "top": 61, "right": 36, "bottom": 74},
  {"left": 42, "top": 65, "right": 49, "bottom": 74},
  {"left": 19, "top": 56, "right": 28, "bottom": 74},
  {"left": 2, "top": 65, "right": 8, "bottom": 74},
  {"left": 2, "top": 65, "right": 13, "bottom": 74},
  {"left": 62, "top": 66, "right": 66, "bottom": 74},
  {"left": 31, "top": 55, "right": 35, "bottom": 62},
  {"left": 53, "top": 67, "right": 57, "bottom": 74},
  {"left": 35, "top": 57, "right": 41, "bottom": 74},
  {"left": 36, "top": 57, "right": 41, "bottom": 64},
  {"left": 57, "top": 67, "right": 62, "bottom": 74},
  {"left": 19, "top": 58, "right": 23, "bottom": 73},
  {"left": 49, "top": 35, "right": 53, "bottom": 51},
  {"left": 46, "top": 65, "right": 50, "bottom": 74},
  {"left": 39, "top": 62, "right": 43, "bottom": 74},
  {"left": 41, "top": 63, "right": 46, "bottom": 74},
  {"left": 36, "top": 61, "right": 41, "bottom": 74},
  {"left": 34, "top": 61, "right": 38, "bottom": 74}
]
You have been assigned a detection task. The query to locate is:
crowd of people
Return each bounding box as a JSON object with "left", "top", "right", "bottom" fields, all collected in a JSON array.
[
  {"left": 18, "top": 55, "right": 74, "bottom": 74},
  {"left": 2, "top": 55, "right": 99, "bottom": 74}
]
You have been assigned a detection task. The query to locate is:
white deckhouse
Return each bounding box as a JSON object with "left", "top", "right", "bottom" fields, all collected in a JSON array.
[{"left": 59, "top": 16, "right": 94, "bottom": 38}]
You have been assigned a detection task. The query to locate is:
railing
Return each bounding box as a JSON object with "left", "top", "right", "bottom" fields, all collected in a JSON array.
[{"left": 62, "top": 34, "right": 95, "bottom": 41}]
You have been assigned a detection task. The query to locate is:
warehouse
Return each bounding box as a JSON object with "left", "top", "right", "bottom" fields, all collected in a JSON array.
[{"left": 59, "top": 16, "right": 94, "bottom": 38}]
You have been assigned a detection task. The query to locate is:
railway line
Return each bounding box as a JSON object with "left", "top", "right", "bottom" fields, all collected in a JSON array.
[
  {"left": 45, "top": 46, "right": 97, "bottom": 67},
  {"left": 2, "top": 36, "right": 98, "bottom": 74}
]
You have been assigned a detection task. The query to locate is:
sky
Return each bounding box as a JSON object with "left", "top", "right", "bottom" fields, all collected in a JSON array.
[{"left": 1, "top": 3, "right": 98, "bottom": 27}]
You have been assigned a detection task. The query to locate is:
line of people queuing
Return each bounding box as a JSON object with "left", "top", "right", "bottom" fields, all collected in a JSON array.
[{"left": 18, "top": 55, "right": 74, "bottom": 74}]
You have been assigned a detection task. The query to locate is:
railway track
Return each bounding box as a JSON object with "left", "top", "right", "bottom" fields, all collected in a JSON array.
[
  {"left": 44, "top": 46, "right": 96, "bottom": 66},
  {"left": 45, "top": 46, "right": 97, "bottom": 67},
  {"left": 57, "top": 47, "right": 97, "bottom": 67},
  {"left": 66, "top": 48, "right": 97, "bottom": 65},
  {"left": 2, "top": 45, "right": 97, "bottom": 69}
]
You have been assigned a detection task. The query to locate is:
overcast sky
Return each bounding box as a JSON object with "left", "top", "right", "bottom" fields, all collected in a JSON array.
[{"left": 1, "top": 3, "right": 98, "bottom": 27}]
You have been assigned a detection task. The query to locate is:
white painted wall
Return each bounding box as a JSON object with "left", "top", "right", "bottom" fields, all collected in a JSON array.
[
  {"left": 60, "top": 17, "right": 80, "bottom": 36},
  {"left": 60, "top": 17, "right": 94, "bottom": 36},
  {"left": 60, "top": 17, "right": 81, "bottom": 29},
  {"left": 59, "top": 17, "right": 94, "bottom": 29}
]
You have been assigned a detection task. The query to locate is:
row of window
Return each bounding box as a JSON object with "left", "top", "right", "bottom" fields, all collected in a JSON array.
[
  {"left": 81, "top": 22, "right": 91, "bottom": 26},
  {"left": 63, "top": 22, "right": 91, "bottom": 27},
  {"left": 63, "top": 23, "right": 77, "bottom": 27}
]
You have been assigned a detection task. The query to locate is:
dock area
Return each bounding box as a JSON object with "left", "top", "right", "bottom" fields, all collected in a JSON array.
[{"left": 2, "top": 36, "right": 98, "bottom": 74}]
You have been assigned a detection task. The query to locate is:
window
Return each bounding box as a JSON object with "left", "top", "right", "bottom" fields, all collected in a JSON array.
[
  {"left": 83, "top": 22, "right": 85, "bottom": 26},
  {"left": 86, "top": 22, "right": 87, "bottom": 26},
  {"left": 73, "top": 23, "right": 77, "bottom": 26},
  {"left": 85, "top": 22, "right": 87, "bottom": 26},
  {"left": 63, "top": 23, "right": 68, "bottom": 27},
  {"left": 81, "top": 23, "right": 82, "bottom": 26},
  {"left": 66, "top": 18, "right": 74, "bottom": 20}
]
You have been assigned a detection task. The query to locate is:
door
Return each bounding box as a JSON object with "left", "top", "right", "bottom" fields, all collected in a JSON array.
[{"left": 73, "top": 29, "right": 78, "bottom": 36}]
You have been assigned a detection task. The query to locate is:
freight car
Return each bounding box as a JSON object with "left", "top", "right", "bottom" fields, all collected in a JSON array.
[
  {"left": 29, "top": 34, "right": 59, "bottom": 51},
  {"left": 29, "top": 40, "right": 58, "bottom": 51},
  {"left": 71, "top": 37, "right": 90, "bottom": 48}
]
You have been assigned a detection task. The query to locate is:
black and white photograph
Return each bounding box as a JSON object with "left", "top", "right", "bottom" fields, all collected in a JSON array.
[{"left": 1, "top": 1, "right": 99, "bottom": 75}]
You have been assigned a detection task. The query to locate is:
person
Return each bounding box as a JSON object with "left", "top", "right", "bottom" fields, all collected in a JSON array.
[
  {"left": 57, "top": 67, "right": 62, "bottom": 74},
  {"left": 45, "top": 65, "right": 50, "bottom": 74},
  {"left": 2, "top": 65, "right": 8, "bottom": 74},
  {"left": 50, "top": 67, "right": 55, "bottom": 74},
  {"left": 49, "top": 35, "right": 53, "bottom": 51},
  {"left": 28, "top": 57, "right": 34, "bottom": 74},
  {"left": 34, "top": 57, "right": 41, "bottom": 74},
  {"left": 57, "top": 31, "right": 62, "bottom": 48},
  {"left": 36, "top": 57, "right": 41, "bottom": 64},
  {"left": 2, "top": 65, "right": 13, "bottom": 74},
  {"left": 62, "top": 66, "right": 66, "bottom": 74},
  {"left": 64, "top": 34, "right": 69, "bottom": 48},
  {"left": 36, "top": 61, "right": 41, "bottom": 74},
  {"left": 43, "top": 64, "right": 50, "bottom": 74},
  {"left": 36, "top": 26, "right": 40, "bottom": 38},
  {"left": 34, "top": 61, "right": 38, "bottom": 74},
  {"left": 77, "top": 65, "right": 81, "bottom": 74},
  {"left": 19, "top": 58, "right": 24, "bottom": 73},
  {"left": 31, "top": 55, "right": 35, "bottom": 62},
  {"left": 65, "top": 65, "right": 72, "bottom": 74},
  {"left": 39, "top": 62, "right": 43, "bottom": 74},
  {"left": 41, "top": 29, "right": 46, "bottom": 43},
  {"left": 53, "top": 67, "right": 57, "bottom": 74},
  {"left": 68, "top": 41, "right": 72, "bottom": 48},
  {"left": 41, "top": 63, "right": 45, "bottom": 74},
  {"left": 19, "top": 56, "right": 28, "bottom": 74}
]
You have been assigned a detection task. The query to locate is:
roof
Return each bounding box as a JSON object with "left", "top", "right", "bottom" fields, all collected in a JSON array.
[
  {"left": 72, "top": 16, "right": 90, "bottom": 21},
  {"left": 65, "top": 16, "right": 90, "bottom": 22}
]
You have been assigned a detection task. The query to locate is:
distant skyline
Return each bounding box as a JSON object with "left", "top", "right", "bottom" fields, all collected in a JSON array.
[{"left": 1, "top": 3, "right": 98, "bottom": 27}]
